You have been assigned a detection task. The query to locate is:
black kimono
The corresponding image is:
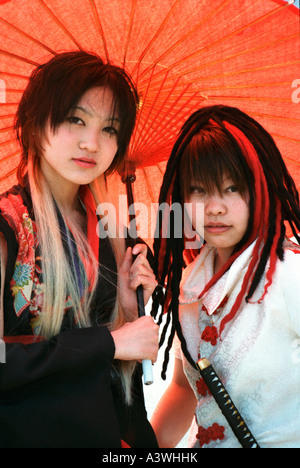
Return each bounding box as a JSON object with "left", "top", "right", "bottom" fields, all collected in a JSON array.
[{"left": 0, "top": 183, "right": 158, "bottom": 448}]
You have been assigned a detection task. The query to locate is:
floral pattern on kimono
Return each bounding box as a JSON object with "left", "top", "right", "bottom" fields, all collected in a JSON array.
[{"left": 0, "top": 192, "right": 39, "bottom": 318}]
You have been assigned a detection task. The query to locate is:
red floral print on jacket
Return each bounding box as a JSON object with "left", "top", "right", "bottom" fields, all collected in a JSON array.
[
  {"left": 201, "top": 325, "right": 218, "bottom": 346},
  {"left": 0, "top": 193, "right": 37, "bottom": 317},
  {"left": 196, "top": 423, "right": 225, "bottom": 447},
  {"left": 196, "top": 377, "right": 211, "bottom": 397}
]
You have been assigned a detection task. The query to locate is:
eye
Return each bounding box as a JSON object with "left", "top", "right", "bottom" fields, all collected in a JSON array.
[
  {"left": 103, "top": 126, "right": 119, "bottom": 137},
  {"left": 190, "top": 186, "right": 205, "bottom": 195},
  {"left": 226, "top": 185, "right": 238, "bottom": 193},
  {"left": 66, "top": 116, "right": 85, "bottom": 126}
]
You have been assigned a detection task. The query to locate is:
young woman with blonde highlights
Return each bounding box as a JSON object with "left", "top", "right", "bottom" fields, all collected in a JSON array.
[{"left": 0, "top": 51, "right": 159, "bottom": 448}]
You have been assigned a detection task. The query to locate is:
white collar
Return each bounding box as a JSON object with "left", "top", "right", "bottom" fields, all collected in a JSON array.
[{"left": 179, "top": 242, "right": 257, "bottom": 315}]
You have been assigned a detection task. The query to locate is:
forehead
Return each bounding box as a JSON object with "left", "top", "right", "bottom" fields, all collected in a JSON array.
[
  {"left": 190, "top": 175, "right": 233, "bottom": 184},
  {"left": 75, "top": 86, "right": 119, "bottom": 119}
]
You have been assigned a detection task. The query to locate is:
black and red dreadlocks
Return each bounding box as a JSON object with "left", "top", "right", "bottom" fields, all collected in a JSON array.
[{"left": 151, "top": 105, "right": 300, "bottom": 379}]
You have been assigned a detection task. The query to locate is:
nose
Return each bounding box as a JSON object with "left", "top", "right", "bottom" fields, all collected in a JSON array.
[
  {"left": 79, "top": 129, "right": 100, "bottom": 153},
  {"left": 205, "top": 194, "right": 226, "bottom": 217}
]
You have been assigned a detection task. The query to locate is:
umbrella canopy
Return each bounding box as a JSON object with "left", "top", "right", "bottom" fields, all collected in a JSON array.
[{"left": 0, "top": 0, "right": 299, "bottom": 244}]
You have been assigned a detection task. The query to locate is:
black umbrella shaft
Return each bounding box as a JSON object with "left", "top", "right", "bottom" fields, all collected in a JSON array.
[
  {"left": 125, "top": 178, "right": 145, "bottom": 318},
  {"left": 197, "top": 358, "right": 260, "bottom": 448},
  {"left": 124, "top": 176, "right": 153, "bottom": 385}
]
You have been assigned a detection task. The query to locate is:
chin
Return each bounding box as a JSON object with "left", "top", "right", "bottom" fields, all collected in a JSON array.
[{"left": 71, "top": 174, "right": 99, "bottom": 186}]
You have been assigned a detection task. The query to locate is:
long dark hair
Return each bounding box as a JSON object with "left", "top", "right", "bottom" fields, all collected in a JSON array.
[
  {"left": 152, "top": 104, "right": 300, "bottom": 378},
  {"left": 15, "top": 50, "right": 139, "bottom": 183},
  {"left": 13, "top": 51, "right": 140, "bottom": 403}
]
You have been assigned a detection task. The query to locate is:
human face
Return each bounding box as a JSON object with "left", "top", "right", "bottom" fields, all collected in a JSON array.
[
  {"left": 188, "top": 178, "right": 250, "bottom": 264},
  {"left": 40, "top": 86, "right": 120, "bottom": 204}
]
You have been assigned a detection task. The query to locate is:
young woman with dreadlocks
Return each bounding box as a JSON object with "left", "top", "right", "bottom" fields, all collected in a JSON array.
[{"left": 150, "top": 105, "right": 300, "bottom": 448}]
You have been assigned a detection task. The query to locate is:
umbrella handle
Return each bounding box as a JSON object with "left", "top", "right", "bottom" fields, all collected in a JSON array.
[
  {"left": 122, "top": 168, "right": 154, "bottom": 385},
  {"left": 123, "top": 170, "right": 154, "bottom": 385},
  {"left": 137, "top": 285, "right": 154, "bottom": 385}
]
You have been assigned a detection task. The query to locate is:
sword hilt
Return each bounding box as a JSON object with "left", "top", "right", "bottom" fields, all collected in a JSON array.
[{"left": 197, "top": 358, "right": 260, "bottom": 448}]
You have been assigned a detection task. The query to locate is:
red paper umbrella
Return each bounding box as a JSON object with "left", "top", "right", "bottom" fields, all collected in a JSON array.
[{"left": 0, "top": 0, "right": 300, "bottom": 247}]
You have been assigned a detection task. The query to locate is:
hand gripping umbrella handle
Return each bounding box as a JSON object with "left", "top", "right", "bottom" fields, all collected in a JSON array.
[
  {"left": 122, "top": 165, "right": 154, "bottom": 385},
  {"left": 136, "top": 284, "right": 154, "bottom": 385},
  {"left": 197, "top": 358, "right": 260, "bottom": 448}
]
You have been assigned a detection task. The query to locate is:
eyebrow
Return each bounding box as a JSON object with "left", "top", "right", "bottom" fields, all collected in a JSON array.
[{"left": 72, "top": 106, "right": 120, "bottom": 123}]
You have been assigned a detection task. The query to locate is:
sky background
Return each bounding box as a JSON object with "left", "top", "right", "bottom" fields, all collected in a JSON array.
[{"left": 285, "top": 0, "right": 299, "bottom": 7}]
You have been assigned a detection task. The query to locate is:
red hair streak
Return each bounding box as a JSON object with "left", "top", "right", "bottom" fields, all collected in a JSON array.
[{"left": 197, "top": 120, "right": 281, "bottom": 337}]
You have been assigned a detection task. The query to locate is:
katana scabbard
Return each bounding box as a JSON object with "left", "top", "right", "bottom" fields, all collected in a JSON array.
[{"left": 197, "top": 358, "right": 260, "bottom": 448}]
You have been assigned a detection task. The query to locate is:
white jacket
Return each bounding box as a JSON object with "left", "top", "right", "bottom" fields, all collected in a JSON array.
[{"left": 175, "top": 240, "right": 300, "bottom": 448}]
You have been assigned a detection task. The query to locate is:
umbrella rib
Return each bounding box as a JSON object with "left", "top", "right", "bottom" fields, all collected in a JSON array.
[
  {"left": 0, "top": 139, "right": 18, "bottom": 148},
  {"left": 206, "top": 94, "right": 296, "bottom": 103},
  {"left": 139, "top": 1, "right": 294, "bottom": 82},
  {"left": 0, "top": 150, "right": 21, "bottom": 163},
  {"left": 88, "top": 0, "right": 109, "bottom": 61},
  {"left": 0, "top": 17, "right": 56, "bottom": 56},
  {"left": 6, "top": 88, "right": 26, "bottom": 94},
  {"left": 133, "top": 71, "right": 172, "bottom": 154},
  {"left": 130, "top": 65, "right": 158, "bottom": 156},
  {"left": 132, "top": 61, "right": 206, "bottom": 147},
  {"left": 0, "top": 114, "right": 16, "bottom": 120},
  {"left": 135, "top": 0, "right": 232, "bottom": 78},
  {"left": 122, "top": 0, "right": 137, "bottom": 67},
  {"left": 0, "top": 71, "right": 29, "bottom": 81},
  {"left": 135, "top": 88, "right": 201, "bottom": 162},
  {"left": 138, "top": 56, "right": 300, "bottom": 95},
  {"left": 133, "top": 77, "right": 185, "bottom": 155},
  {"left": 0, "top": 103, "right": 19, "bottom": 108},
  {"left": 0, "top": 126, "right": 14, "bottom": 134},
  {"left": 38, "top": 0, "right": 83, "bottom": 50},
  {"left": 0, "top": 49, "right": 39, "bottom": 67},
  {"left": 189, "top": 60, "right": 300, "bottom": 87},
  {"left": 0, "top": 168, "right": 17, "bottom": 183},
  {"left": 131, "top": 0, "right": 184, "bottom": 75},
  {"left": 193, "top": 80, "right": 297, "bottom": 91},
  {"left": 136, "top": 86, "right": 195, "bottom": 155},
  {"left": 249, "top": 112, "right": 300, "bottom": 124},
  {"left": 282, "top": 155, "right": 300, "bottom": 167},
  {"left": 141, "top": 167, "right": 156, "bottom": 204},
  {"left": 174, "top": 33, "right": 300, "bottom": 81},
  {"left": 271, "top": 134, "right": 300, "bottom": 144},
  {"left": 157, "top": 162, "right": 167, "bottom": 176},
  {"left": 145, "top": 78, "right": 299, "bottom": 95}
]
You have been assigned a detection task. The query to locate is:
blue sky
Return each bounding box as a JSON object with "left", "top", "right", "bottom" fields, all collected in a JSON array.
[{"left": 285, "top": 0, "right": 300, "bottom": 7}]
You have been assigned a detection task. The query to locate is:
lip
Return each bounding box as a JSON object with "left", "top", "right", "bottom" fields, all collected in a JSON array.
[
  {"left": 205, "top": 223, "right": 231, "bottom": 234},
  {"left": 72, "top": 158, "right": 96, "bottom": 168}
]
